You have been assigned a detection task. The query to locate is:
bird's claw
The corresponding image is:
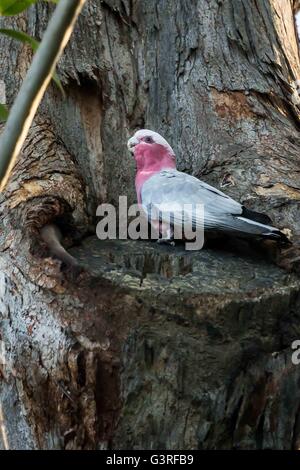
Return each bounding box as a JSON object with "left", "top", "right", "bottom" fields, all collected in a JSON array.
[{"left": 156, "top": 238, "right": 176, "bottom": 247}]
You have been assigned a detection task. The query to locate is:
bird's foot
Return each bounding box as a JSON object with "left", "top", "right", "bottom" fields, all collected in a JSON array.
[{"left": 156, "top": 238, "right": 176, "bottom": 247}]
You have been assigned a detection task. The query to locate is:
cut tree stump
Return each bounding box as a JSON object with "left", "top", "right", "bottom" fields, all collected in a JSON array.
[{"left": 1, "top": 236, "right": 300, "bottom": 449}]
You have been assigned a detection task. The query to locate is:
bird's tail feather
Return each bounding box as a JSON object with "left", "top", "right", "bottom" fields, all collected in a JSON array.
[
  {"left": 261, "top": 229, "right": 291, "bottom": 245},
  {"left": 234, "top": 216, "right": 291, "bottom": 245},
  {"left": 241, "top": 207, "right": 273, "bottom": 225}
]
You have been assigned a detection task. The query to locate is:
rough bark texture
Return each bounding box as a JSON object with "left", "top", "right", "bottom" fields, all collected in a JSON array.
[{"left": 1, "top": 0, "right": 300, "bottom": 449}]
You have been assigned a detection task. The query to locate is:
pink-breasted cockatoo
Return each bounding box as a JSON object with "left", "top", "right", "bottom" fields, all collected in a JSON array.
[{"left": 127, "top": 129, "right": 289, "bottom": 246}]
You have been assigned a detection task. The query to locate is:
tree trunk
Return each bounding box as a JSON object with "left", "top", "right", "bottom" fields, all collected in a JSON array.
[{"left": 1, "top": 0, "right": 300, "bottom": 450}]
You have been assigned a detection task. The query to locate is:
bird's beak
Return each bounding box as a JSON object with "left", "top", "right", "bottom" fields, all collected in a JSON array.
[{"left": 127, "top": 136, "right": 139, "bottom": 153}]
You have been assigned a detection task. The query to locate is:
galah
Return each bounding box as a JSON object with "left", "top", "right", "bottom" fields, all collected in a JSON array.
[{"left": 127, "top": 129, "right": 289, "bottom": 245}]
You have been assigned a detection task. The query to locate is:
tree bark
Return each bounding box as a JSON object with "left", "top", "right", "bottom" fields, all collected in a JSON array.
[{"left": 1, "top": 0, "right": 300, "bottom": 449}]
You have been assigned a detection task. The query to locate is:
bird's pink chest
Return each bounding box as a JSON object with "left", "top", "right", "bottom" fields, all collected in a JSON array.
[{"left": 134, "top": 145, "right": 176, "bottom": 203}]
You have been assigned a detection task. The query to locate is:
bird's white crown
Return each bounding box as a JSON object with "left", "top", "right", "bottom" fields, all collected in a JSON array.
[{"left": 127, "top": 129, "right": 175, "bottom": 156}]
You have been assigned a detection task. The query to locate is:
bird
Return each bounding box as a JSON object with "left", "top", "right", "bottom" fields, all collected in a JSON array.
[{"left": 127, "top": 129, "right": 290, "bottom": 246}]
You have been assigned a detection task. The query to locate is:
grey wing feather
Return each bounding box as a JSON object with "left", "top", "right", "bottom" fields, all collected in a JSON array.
[{"left": 141, "top": 169, "right": 278, "bottom": 237}]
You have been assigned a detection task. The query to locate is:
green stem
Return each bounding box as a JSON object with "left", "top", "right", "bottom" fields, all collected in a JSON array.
[{"left": 0, "top": 0, "right": 86, "bottom": 191}]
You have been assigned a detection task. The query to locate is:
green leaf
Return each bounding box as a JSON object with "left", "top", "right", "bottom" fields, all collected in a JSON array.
[
  {"left": 0, "top": 28, "right": 39, "bottom": 50},
  {"left": 0, "top": 0, "right": 37, "bottom": 16},
  {"left": 0, "top": 103, "right": 8, "bottom": 122},
  {"left": 0, "top": 28, "right": 65, "bottom": 96}
]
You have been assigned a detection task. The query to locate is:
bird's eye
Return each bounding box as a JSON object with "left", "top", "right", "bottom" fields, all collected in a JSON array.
[{"left": 143, "top": 136, "right": 154, "bottom": 143}]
